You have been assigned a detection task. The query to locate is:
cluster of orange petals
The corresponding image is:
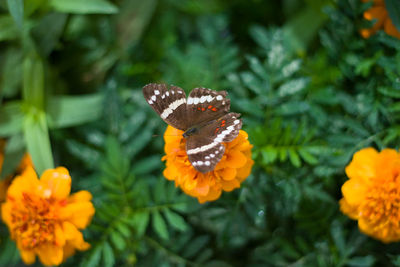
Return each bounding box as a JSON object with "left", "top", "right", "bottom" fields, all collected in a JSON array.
[
  {"left": 340, "top": 148, "right": 400, "bottom": 243},
  {"left": 162, "top": 126, "right": 254, "bottom": 203},
  {"left": 1, "top": 166, "right": 95, "bottom": 266},
  {"left": 361, "top": 0, "right": 400, "bottom": 39}
]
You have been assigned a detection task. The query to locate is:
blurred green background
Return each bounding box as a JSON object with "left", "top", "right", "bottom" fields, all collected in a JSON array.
[{"left": 1, "top": 0, "right": 400, "bottom": 266}]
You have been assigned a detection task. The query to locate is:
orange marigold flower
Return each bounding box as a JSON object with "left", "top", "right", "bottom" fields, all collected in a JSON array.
[
  {"left": 340, "top": 147, "right": 400, "bottom": 243},
  {"left": 162, "top": 125, "right": 254, "bottom": 203},
  {"left": 361, "top": 0, "right": 400, "bottom": 39},
  {"left": 1, "top": 166, "right": 95, "bottom": 266}
]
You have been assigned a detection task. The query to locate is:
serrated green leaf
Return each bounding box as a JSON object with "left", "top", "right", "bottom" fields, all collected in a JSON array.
[
  {"left": 288, "top": 149, "right": 301, "bottom": 167},
  {"left": 182, "top": 235, "right": 209, "bottom": 258},
  {"left": 277, "top": 77, "right": 309, "bottom": 97},
  {"left": 164, "top": 209, "right": 188, "bottom": 231},
  {"left": 47, "top": 93, "right": 104, "bottom": 129},
  {"left": 6, "top": 0, "right": 23, "bottom": 28},
  {"left": 261, "top": 146, "right": 278, "bottom": 164},
  {"left": 116, "top": 221, "right": 131, "bottom": 238},
  {"left": 131, "top": 211, "right": 149, "bottom": 237},
  {"left": 50, "top": 0, "right": 118, "bottom": 14},
  {"left": 81, "top": 245, "right": 102, "bottom": 267},
  {"left": 298, "top": 148, "right": 318, "bottom": 165},
  {"left": 152, "top": 211, "right": 169, "bottom": 240},
  {"left": 102, "top": 242, "right": 115, "bottom": 267},
  {"left": 110, "top": 231, "right": 126, "bottom": 251}
]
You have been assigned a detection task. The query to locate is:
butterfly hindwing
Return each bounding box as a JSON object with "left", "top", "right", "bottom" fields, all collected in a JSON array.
[
  {"left": 186, "top": 136, "right": 225, "bottom": 173},
  {"left": 186, "top": 113, "right": 242, "bottom": 173},
  {"left": 143, "top": 83, "right": 188, "bottom": 130},
  {"left": 187, "top": 88, "right": 230, "bottom": 126}
]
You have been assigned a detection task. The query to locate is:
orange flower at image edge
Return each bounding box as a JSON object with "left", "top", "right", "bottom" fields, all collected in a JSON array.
[
  {"left": 361, "top": 0, "right": 400, "bottom": 39},
  {"left": 1, "top": 166, "right": 95, "bottom": 266},
  {"left": 340, "top": 148, "right": 400, "bottom": 243},
  {"left": 162, "top": 126, "right": 254, "bottom": 203}
]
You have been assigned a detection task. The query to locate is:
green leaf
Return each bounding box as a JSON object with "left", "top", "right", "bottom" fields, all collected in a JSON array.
[
  {"left": 152, "top": 211, "right": 169, "bottom": 240},
  {"left": 131, "top": 211, "right": 149, "bottom": 237},
  {"left": 81, "top": 245, "right": 102, "bottom": 267},
  {"left": 6, "top": 0, "right": 23, "bottom": 28},
  {"left": 261, "top": 146, "right": 278, "bottom": 164},
  {"left": 386, "top": 0, "right": 400, "bottom": 32},
  {"left": 378, "top": 86, "right": 400, "bottom": 98},
  {"left": 110, "top": 231, "right": 126, "bottom": 251},
  {"left": 31, "top": 12, "right": 67, "bottom": 57},
  {"left": 47, "top": 94, "right": 104, "bottom": 129},
  {"left": 0, "top": 16, "right": 18, "bottom": 41},
  {"left": 0, "top": 101, "right": 23, "bottom": 137},
  {"left": 164, "top": 209, "right": 188, "bottom": 231},
  {"left": 298, "top": 148, "right": 318, "bottom": 165},
  {"left": 23, "top": 112, "right": 54, "bottom": 175},
  {"left": 102, "top": 242, "right": 115, "bottom": 267},
  {"left": 288, "top": 149, "right": 301, "bottom": 167},
  {"left": 277, "top": 78, "right": 309, "bottom": 97},
  {"left": 50, "top": 0, "right": 118, "bottom": 14},
  {"left": 0, "top": 134, "right": 24, "bottom": 178},
  {"left": 23, "top": 55, "right": 44, "bottom": 109},
  {"left": 1, "top": 49, "right": 23, "bottom": 98},
  {"left": 346, "top": 256, "right": 375, "bottom": 267}
]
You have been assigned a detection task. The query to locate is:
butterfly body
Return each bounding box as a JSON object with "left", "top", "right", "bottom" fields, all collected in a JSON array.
[{"left": 143, "top": 83, "right": 242, "bottom": 173}]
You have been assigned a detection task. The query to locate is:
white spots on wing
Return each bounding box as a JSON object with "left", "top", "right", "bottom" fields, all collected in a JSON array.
[
  {"left": 151, "top": 95, "right": 156, "bottom": 101},
  {"left": 178, "top": 91, "right": 183, "bottom": 94},
  {"left": 205, "top": 156, "right": 210, "bottom": 160},
  {"left": 161, "top": 94, "right": 166, "bottom": 99},
  {"left": 210, "top": 154, "right": 215, "bottom": 158},
  {"left": 192, "top": 160, "right": 210, "bottom": 167},
  {"left": 160, "top": 98, "right": 186, "bottom": 119},
  {"left": 187, "top": 95, "right": 215, "bottom": 106},
  {"left": 205, "top": 161, "right": 210, "bottom": 166},
  {"left": 172, "top": 91, "right": 175, "bottom": 94},
  {"left": 166, "top": 92, "right": 169, "bottom": 96},
  {"left": 154, "top": 90, "right": 160, "bottom": 95},
  {"left": 148, "top": 99, "right": 153, "bottom": 105},
  {"left": 234, "top": 119, "right": 240, "bottom": 125},
  {"left": 187, "top": 142, "right": 218, "bottom": 155},
  {"left": 216, "top": 95, "right": 223, "bottom": 101}
]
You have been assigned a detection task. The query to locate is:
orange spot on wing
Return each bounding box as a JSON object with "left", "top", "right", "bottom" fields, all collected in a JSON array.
[
  {"left": 202, "top": 108, "right": 206, "bottom": 111},
  {"left": 208, "top": 105, "right": 213, "bottom": 109},
  {"left": 212, "top": 108, "right": 217, "bottom": 111}
]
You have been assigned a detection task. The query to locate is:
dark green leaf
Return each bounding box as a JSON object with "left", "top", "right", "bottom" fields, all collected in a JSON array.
[
  {"left": 164, "top": 209, "right": 188, "bottom": 231},
  {"left": 6, "top": 0, "right": 23, "bottom": 28},
  {"left": 50, "top": 0, "right": 118, "bottom": 14},
  {"left": 0, "top": 101, "right": 23, "bottom": 137},
  {"left": 152, "top": 211, "right": 169, "bottom": 240},
  {"left": 102, "top": 242, "right": 115, "bottom": 267}
]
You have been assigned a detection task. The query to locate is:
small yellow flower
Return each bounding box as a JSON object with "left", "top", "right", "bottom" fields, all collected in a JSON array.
[
  {"left": 162, "top": 126, "right": 254, "bottom": 203},
  {"left": 361, "top": 0, "right": 400, "bottom": 39},
  {"left": 1, "top": 166, "right": 95, "bottom": 266},
  {"left": 340, "top": 147, "right": 400, "bottom": 243}
]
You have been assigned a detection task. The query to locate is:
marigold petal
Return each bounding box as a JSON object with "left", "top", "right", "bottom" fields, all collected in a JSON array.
[
  {"left": 218, "top": 168, "right": 237, "bottom": 181},
  {"left": 7, "top": 166, "right": 39, "bottom": 200},
  {"left": 341, "top": 179, "right": 367, "bottom": 206},
  {"left": 62, "top": 221, "right": 90, "bottom": 250},
  {"left": 40, "top": 167, "right": 71, "bottom": 200},
  {"left": 220, "top": 178, "right": 241, "bottom": 191},
  {"left": 19, "top": 249, "right": 36, "bottom": 265},
  {"left": 236, "top": 159, "right": 254, "bottom": 180},
  {"left": 60, "top": 202, "right": 95, "bottom": 229},
  {"left": 37, "top": 244, "right": 63, "bottom": 266},
  {"left": 364, "top": 6, "right": 386, "bottom": 22},
  {"left": 345, "top": 147, "right": 378, "bottom": 183},
  {"left": 198, "top": 188, "right": 222, "bottom": 204},
  {"left": 69, "top": 190, "right": 93, "bottom": 203},
  {"left": 55, "top": 223, "right": 66, "bottom": 247},
  {"left": 339, "top": 198, "right": 358, "bottom": 220},
  {"left": 223, "top": 150, "right": 247, "bottom": 169},
  {"left": 194, "top": 179, "right": 210, "bottom": 196}
]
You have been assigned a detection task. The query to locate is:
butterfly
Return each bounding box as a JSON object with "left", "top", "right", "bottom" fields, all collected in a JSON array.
[{"left": 143, "top": 83, "right": 242, "bottom": 173}]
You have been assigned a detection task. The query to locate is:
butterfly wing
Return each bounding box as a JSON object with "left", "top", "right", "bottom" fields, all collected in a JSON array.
[
  {"left": 186, "top": 88, "right": 230, "bottom": 126},
  {"left": 186, "top": 113, "right": 242, "bottom": 173},
  {"left": 143, "top": 83, "right": 188, "bottom": 130}
]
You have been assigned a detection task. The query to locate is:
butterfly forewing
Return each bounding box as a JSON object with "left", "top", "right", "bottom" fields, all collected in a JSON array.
[
  {"left": 186, "top": 113, "right": 242, "bottom": 173},
  {"left": 187, "top": 88, "right": 230, "bottom": 126},
  {"left": 143, "top": 83, "right": 188, "bottom": 130}
]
